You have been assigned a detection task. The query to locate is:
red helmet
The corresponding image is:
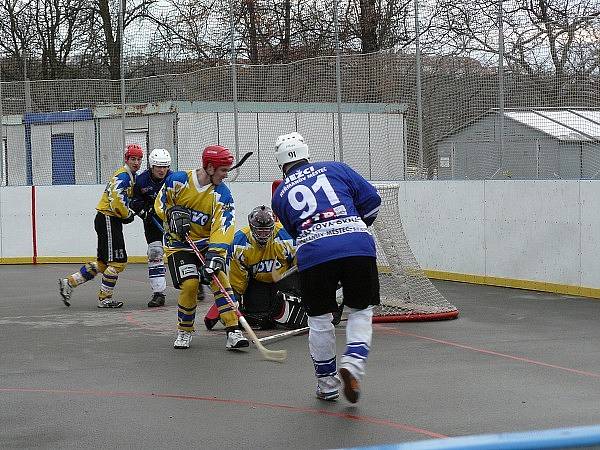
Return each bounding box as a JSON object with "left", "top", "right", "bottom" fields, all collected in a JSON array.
[
  {"left": 202, "top": 145, "right": 234, "bottom": 169},
  {"left": 125, "top": 144, "right": 143, "bottom": 159}
]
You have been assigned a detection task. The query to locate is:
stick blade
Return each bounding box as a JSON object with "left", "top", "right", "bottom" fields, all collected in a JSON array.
[{"left": 261, "top": 348, "right": 287, "bottom": 362}]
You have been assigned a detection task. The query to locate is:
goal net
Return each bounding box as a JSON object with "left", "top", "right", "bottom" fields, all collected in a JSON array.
[{"left": 372, "top": 184, "right": 459, "bottom": 322}]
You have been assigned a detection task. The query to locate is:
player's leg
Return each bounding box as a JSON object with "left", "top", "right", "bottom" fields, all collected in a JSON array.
[
  {"left": 146, "top": 240, "right": 166, "bottom": 307},
  {"left": 96, "top": 215, "right": 128, "bottom": 308},
  {"left": 211, "top": 271, "right": 249, "bottom": 349},
  {"left": 58, "top": 212, "right": 107, "bottom": 306},
  {"left": 97, "top": 262, "right": 127, "bottom": 308},
  {"left": 167, "top": 250, "right": 199, "bottom": 348},
  {"left": 337, "top": 256, "right": 380, "bottom": 403},
  {"left": 299, "top": 261, "right": 342, "bottom": 401},
  {"left": 241, "top": 279, "right": 278, "bottom": 329}
]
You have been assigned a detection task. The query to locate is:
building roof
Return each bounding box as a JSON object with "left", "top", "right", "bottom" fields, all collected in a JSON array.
[
  {"left": 437, "top": 108, "right": 600, "bottom": 143},
  {"left": 505, "top": 109, "right": 600, "bottom": 142}
]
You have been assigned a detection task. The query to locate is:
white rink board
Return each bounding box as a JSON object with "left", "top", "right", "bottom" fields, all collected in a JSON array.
[
  {"left": 2, "top": 181, "right": 600, "bottom": 291},
  {"left": 483, "top": 180, "right": 581, "bottom": 285},
  {"left": 580, "top": 181, "right": 600, "bottom": 288},
  {"left": 0, "top": 186, "right": 34, "bottom": 258},
  {"left": 400, "top": 181, "right": 486, "bottom": 276}
]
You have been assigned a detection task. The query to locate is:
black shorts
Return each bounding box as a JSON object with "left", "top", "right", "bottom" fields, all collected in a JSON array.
[
  {"left": 167, "top": 250, "right": 200, "bottom": 289},
  {"left": 299, "top": 256, "right": 380, "bottom": 316},
  {"left": 143, "top": 215, "right": 163, "bottom": 244},
  {"left": 94, "top": 212, "right": 127, "bottom": 263}
]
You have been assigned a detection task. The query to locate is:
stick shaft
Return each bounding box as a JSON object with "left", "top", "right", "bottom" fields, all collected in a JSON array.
[
  {"left": 185, "top": 236, "right": 286, "bottom": 362},
  {"left": 258, "top": 326, "right": 309, "bottom": 344}
]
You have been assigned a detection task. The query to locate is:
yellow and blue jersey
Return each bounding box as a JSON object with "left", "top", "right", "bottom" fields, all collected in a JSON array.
[
  {"left": 154, "top": 170, "right": 236, "bottom": 258},
  {"left": 228, "top": 223, "right": 296, "bottom": 296},
  {"left": 96, "top": 165, "right": 135, "bottom": 219}
]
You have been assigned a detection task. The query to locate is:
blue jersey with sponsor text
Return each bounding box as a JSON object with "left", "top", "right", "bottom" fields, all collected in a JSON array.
[{"left": 271, "top": 161, "right": 381, "bottom": 271}]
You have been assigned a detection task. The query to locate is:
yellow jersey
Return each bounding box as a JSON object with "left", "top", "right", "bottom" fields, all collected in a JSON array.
[
  {"left": 155, "top": 170, "right": 235, "bottom": 258},
  {"left": 96, "top": 165, "right": 135, "bottom": 219},
  {"left": 228, "top": 222, "right": 296, "bottom": 296}
]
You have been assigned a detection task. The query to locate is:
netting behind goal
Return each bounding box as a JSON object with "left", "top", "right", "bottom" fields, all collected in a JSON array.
[{"left": 372, "top": 185, "right": 459, "bottom": 322}]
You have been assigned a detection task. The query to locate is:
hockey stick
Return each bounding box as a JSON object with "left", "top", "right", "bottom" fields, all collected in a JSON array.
[
  {"left": 228, "top": 151, "right": 253, "bottom": 182},
  {"left": 271, "top": 264, "right": 298, "bottom": 283},
  {"left": 184, "top": 235, "right": 287, "bottom": 362},
  {"left": 258, "top": 326, "right": 309, "bottom": 344},
  {"left": 258, "top": 315, "right": 349, "bottom": 345}
]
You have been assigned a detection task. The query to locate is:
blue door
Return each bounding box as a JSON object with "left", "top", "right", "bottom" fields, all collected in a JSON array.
[{"left": 51, "top": 134, "right": 75, "bottom": 185}]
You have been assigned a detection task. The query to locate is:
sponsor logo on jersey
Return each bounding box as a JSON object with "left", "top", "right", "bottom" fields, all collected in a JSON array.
[
  {"left": 300, "top": 207, "right": 347, "bottom": 229},
  {"left": 178, "top": 263, "right": 198, "bottom": 278},
  {"left": 251, "top": 259, "right": 282, "bottom": 274},
  {"left": 297, "top": 216, "right": 369, "bottom": 246},
  {"left": 190, "top": 210, "right": 210, "bottom": 226}
]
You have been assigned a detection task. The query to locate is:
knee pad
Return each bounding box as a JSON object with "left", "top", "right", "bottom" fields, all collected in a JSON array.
[
  {"left": 308, "top": 313, "right": 335, "bottom": 332},
  {"left": 147, "top": 241, "right": 164, "bottom": 262},
  {"left": 273, "top": 292, "right": 308, "bottom": 329},
  {"left": 104, "top": 265, "right": 119, "bottom": 278},
  {"left": 108, "top": 262, "right": 127, "bottom": 273}
]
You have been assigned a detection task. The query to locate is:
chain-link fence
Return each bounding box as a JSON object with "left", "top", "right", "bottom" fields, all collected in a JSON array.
[{"left": 1, "top": 0, "right": 599, "bottom": 185}]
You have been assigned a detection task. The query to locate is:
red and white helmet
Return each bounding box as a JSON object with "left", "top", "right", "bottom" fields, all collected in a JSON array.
[
  {"left": 202, "top": 145, "right": 234, "bottom": 170},
  {"left": 125, "top": 144, "right": 143, "bottom": 159},
  {"left": 149, "top": 148, "right": 171, "bottom": 167}
]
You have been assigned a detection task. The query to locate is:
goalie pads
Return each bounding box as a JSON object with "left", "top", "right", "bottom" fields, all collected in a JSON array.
[
  {"left": 167, "top": 206, "right": 191, "bottom": 239},
  {"left": 272, "top": 291, "right": 308, "bottom": 329}
]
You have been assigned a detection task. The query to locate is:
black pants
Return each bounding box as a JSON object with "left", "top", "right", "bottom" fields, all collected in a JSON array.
[
  {"left": 298, "top": 256, "right": 379, "bottom": 316},
  {"left": 94, "top": 212, "right": 127, "bottom": 263}
]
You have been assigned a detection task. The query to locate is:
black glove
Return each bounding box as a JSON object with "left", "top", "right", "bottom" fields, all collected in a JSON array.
[
  {"left": 200, "top": 251, "right": 226, "bottom": 284},
  {"left": 121, "top": 212, "right": 135, "bottom": 224},
  {"left": 167, "top": 206, "right": 191, "bottom": 239},
  {"left": 129, "top": 197, "right": 145, "bottom": 215},
  {"left": 138, "top": 206, "right": 155, "bottom": 221}
]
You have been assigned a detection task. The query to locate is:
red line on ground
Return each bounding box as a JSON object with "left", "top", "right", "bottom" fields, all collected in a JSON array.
[
  {"left": 0, "top": 387, "right": 447, "bottom": 439},
  {"left": 377, "top": 325, "right": 600, "bottom": 379},
  {"left": 31, "top": 186, "right": 37, "bottom": 264}
]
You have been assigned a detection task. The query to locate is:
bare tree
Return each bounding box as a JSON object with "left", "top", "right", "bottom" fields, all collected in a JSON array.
[{"left": 431, "top": 0, "right": 600, "bottom": 78}]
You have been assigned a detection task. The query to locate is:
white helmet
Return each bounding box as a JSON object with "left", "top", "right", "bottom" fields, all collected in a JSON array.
[
  {"left": 149, "top": 148, "right": 171, "bottom": 167},
  {"left": 274, "top": 132, "right": 309, "bottom": 169}
]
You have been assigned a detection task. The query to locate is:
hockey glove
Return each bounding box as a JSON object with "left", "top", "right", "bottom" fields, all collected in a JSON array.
[
  {"left": 200, "top": 251, "right": 226, "bottom": 284},
  {"left": 166, "top": 206, "right": 191, "bottom": 239},
  {"left": 129, "top": 197, "right": 145, "bottom": 215},
  {"left": 138, "top": 206, "right": 155, "bottom": 221},
  {"left": 121, "top": 212, "right": 135, "bottom": 224}
]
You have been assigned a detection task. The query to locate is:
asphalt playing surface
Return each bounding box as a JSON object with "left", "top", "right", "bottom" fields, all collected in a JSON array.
[{"left": 1, "top": 264, "right": 600, "bottom": 449}]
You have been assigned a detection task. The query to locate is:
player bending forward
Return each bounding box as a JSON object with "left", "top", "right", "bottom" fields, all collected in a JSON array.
[
  {"left": 154, "top": 145, "right": 249, "bottom": 350},
  {"left": 129, "top": 148, "right": 172, "bottom": 307},
  {"left": 205, "top": 205, "right": 303, "bottom": 330},
  {"left": 271, "top": 132, "right": 381, "bottom": 404},
  {"left": 58, "top": 144, "right": 143, "bottom": 308}
]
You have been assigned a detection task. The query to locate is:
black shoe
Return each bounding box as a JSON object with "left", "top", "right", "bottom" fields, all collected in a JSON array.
[{"left": 148, "top": 292, "right": 166, "bottom": 307}]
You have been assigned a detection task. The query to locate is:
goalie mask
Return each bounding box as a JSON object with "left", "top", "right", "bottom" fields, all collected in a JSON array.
[{"left": 248, "top": 205, "right": 275, "bottom": 246}]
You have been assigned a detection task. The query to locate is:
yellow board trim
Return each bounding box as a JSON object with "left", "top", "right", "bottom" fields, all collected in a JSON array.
[
  {"left": 2, "top": 257, "right": 599, "bottom": 299},
  {"left": 0, "top": 256, "right": 148, "bottom": 264},
  {"left": 425, "top": 269, "right": 600, "bottom": 300}
]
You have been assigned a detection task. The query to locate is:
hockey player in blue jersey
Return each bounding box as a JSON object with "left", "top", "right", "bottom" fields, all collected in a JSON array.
[
  {"left": 129, "top": 148, "right": 172, "bottom": 307},
  {"left": 271, "top": 132, "right": 381, "bottom": 404}
]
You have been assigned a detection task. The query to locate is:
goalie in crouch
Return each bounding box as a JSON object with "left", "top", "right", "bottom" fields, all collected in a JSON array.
[
  {"left": 205, "top": 204, "right": 343, "bottom": 330},
  {"left": 205, "top": 205, "right": 304, "bottom": 330},
  {"left": 154, "top": 145, "right": 249, "bottom": 351}
]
